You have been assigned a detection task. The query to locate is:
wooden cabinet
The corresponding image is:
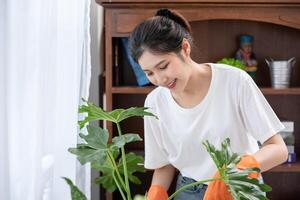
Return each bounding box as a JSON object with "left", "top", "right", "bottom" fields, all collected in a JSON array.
[{"left": 96, "top": 0, "right": 300, "bottom": 199}]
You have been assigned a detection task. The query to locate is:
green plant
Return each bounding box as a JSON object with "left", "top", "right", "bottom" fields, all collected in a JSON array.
[
  {"left": 63, "top": 177, "right": 87, "bottom": 200},
  {"left": 169, "top": 138, "right": 271, "bottom": 200},
  {"left": 217, "top": 58, "right": 246, "bottom": 71},
  {"left": 64, "top": 101, "right": 271, "bottom": 200},
  {"left": 66, "top": 101, "right": 156, "bottom": 200}
]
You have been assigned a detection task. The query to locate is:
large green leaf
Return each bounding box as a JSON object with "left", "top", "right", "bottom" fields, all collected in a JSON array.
[
  {"left": 78, "top": 101, "right": 157, "bottom": 128},
  {"left": 203, "top": 139, "right": 272, "bottom": 200},
  {"left": 118, "top": 152, "right": 145, "bottom": 185},
  {"left": 78, "top": 101, "right": 116, "bottom": 128},
  {"left": 63, "top": 177, "right": 88, "bottom": 200},
  {"left": 68, "top": 145, "right": 107, "bottom": 165},
  {"left": 95, "top": 174, "right": 117, "bottom": 193},
  {"left": 112, "top": 133, "right": 142, "bottom": 149},
  {"left": 93, "top": 152, "right": 145, "bottom": 192},
  {"left": 68, "top": 126, "right": 110, "bottom": 165},
  {"left": 79, "top": 126, "right": 109, "bottom": 149},
  {"left": 93, "top": 159, "right": 118, "bottom": 192},
  {"left": 115, "top": 107, "right": 158, "bottom": 123}
]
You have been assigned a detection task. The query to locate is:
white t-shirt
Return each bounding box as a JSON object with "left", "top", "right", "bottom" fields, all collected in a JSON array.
[{"left": 143, "top": 63, "right": 284, "bottom": 181}]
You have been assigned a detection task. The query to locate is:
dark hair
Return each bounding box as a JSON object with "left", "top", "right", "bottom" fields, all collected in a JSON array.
[{"left": 128, "top": 8, "right": 193, "bottom": 63}]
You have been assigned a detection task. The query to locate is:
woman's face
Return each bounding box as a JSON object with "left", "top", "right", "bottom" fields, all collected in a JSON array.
[{"left": 138, "top": 49, "right": 191, "bottom": 94}]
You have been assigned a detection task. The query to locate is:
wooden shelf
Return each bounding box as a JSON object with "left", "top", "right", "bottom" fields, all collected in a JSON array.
[
  {"left": 100, "top": 2, "right": 300, "bottom": 199},
  {"left": 267, "top": 162, "right": 300, "bottom": 173},
  {"left": 260, "top": 87, "right": 300, "bottom": 95},
  {"left": 98, "top": 0, "right": 300, "bottom": 4},
  {"left": 111, "top": 86, "right": 300, "bottom": 95},
  {"left": 111, "top": 86, "right": 156, "bottom": 94}
]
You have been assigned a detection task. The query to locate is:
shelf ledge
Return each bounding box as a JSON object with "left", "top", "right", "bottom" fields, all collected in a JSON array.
[
  {"left": 111, "top": 86, "right": 156, "bottom": 94},
  {"left": 266, "top": 162, "right": 300, "bottom": 173},
  {"left": 110, "top": 86, "right": 300, "bottom": 95},
  {"left": 260, "top": 87, "right": 300, "bottom": 95}
]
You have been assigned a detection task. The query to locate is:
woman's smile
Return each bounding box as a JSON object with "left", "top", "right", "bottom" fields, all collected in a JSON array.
[{"left": 166, "top": 78, "right": 177, "bottom": 89}]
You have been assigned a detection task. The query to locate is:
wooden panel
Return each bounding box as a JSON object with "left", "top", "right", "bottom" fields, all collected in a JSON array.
[
  {"left": 112, "top": 21, "right": 300, "bottom": 88},
  {"left": 261, "top": 88, "right": 300, "bottom": 95},
  {"left": 112, "top": 86, "right": 156, "bottom": 94},
  {"left": 190, "top": 20, "right": 300, "bottom": 87},
  {"left": 110, "top": 6, "right": 300, "bottom": 36},
  {"left": 111, "top": 87, "right": 300, "bottom": 95},
  {"left": 263, "top": 172, "right": 300, "bottom": 200},
  {"left": 113, "top": 10, "right": 152, "bottom": 35},
  {"left": 269, "top": 162, "right": 300, "bottom": 172},
  {"left": 98, "top": 0, "right": 300, "bottom": 4},
  {"left": 105, "top": 10, "right": 114, "bottom": 142},
  {"left": 99, "top": 2, "right": 300, "bottom": 200}
]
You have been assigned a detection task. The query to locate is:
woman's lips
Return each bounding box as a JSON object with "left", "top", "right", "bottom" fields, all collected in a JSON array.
[{"left": 167, "top": 79, "right": 177, "bottom": 89}]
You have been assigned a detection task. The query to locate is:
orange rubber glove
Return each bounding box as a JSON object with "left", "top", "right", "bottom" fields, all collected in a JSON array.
[
  {"left": 147, "top": 185, "right": 168, "bottom": 200},
  {"left": 203, "top": 172, "right": 233, "bottom": 200},
  {"left": 236, "top": 155, "right": 260, "bottom": 178},
  {"left": 203, "top": 155, "right": 260, "bottom": 200}
]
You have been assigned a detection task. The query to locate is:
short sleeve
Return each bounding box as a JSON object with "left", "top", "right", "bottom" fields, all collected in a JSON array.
[
  {"left": 238, "top": 72, "right": 285, "bottom": 144},
  {"left": 144, "top": 96, "right": 169, "bottom": 169}
]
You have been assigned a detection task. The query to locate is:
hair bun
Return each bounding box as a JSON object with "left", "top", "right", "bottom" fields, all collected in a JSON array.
[
  {"left": 155, "top": 8, "right": 191, "bottom": 34},
  {"left": 155, "top": 8, "right": 173, "bottom": 18}
]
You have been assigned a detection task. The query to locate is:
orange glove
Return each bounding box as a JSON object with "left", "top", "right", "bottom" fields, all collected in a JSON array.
[
  {"left": 236, "top": 155, "right": 260, "bottom": 178},
  {"left": 203, "top": 172, "right": 233, "bottom": 200},
  {"left": 147, "top": 185, "right": 168, "bottom": 200},
  {"left": 203, "top": 155, "right": 260, "bottom": 200}
]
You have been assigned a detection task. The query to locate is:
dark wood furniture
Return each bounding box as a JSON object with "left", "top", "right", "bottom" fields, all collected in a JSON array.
[{"left": 96, "top": 0, "right": 300, "bottom": 199}]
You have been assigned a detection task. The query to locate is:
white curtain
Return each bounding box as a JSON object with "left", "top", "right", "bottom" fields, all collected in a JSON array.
[{"left": 0, "top": 0, "right": 91, "bottom": 199}]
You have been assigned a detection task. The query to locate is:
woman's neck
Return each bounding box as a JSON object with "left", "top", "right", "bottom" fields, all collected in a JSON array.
[
  {"left": 171, "top": 61, "right": 212, "bottom": 107},
  {"left": 184, "top": 61, "right": 210, "bottom": 94}
]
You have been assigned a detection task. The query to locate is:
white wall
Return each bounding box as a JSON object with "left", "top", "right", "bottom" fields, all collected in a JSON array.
[{"left": 89, "top": 1, "right": 104, "bottom": 199}]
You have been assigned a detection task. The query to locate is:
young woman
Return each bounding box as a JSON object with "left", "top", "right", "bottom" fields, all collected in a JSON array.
[{"left": 128, "top": 8, "right": 288, "bottom": 200}]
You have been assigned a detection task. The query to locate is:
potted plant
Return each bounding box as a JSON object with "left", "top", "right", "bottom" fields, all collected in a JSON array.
[
  {"left": 217, "top": 58, "right": 246, "bottom": 71},
  {"left": 64, "top": 101, "right": 271, "bottom": 200}
]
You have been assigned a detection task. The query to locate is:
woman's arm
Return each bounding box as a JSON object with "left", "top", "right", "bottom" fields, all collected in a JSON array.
[
  {"left": 151, "top": 164, "right": 176, "bottom": 191},
  {"left": 253, "top": 133, "right": 288, "bottom": 172}
]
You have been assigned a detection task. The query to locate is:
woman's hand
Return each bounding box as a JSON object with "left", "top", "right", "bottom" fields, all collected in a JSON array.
[
  {"left": 203, "top": 133, "right": 288, "bottom": 200},
  {"left": 203, "top": 154, "right": 260, "bottom": 200},
  {"left": 147, "top": 164, "right": 176, "bottom": 200},
  {"left": 147, "top": 185, "right": 168, "bottom": 200}
]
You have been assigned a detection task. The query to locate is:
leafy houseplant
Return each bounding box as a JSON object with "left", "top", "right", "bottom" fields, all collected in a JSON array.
[
  {"left": 168, "top": 138, "right": 271, "bottom": 200},
  {"left": 64, "top": 101, "right": 272, "bottom": 200},
  {"left": 217, "top": 58, "right": 247, "bottom": 71},
  {"left": 66, "top": 101, "right": 156, "bottom": 200}
]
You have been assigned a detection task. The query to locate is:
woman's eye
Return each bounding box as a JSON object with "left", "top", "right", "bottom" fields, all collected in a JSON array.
[
  {"left": 146, "top": 72, "right": 153, "bottom": 76},
  {"left": 159, "top": 63, "right": 168, "bottom": 70}
]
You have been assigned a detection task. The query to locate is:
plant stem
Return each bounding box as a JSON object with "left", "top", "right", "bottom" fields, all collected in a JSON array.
[
  {"left": 107, "top": 150, "right": 127, "bottom": 191},
  {"left": 116, "top": 122, "right": 132, "bottom": 200},
  {"left": 168, "top": 177, "right": 222, "bottom": 200},
  {"left": 113, "top": 173, "right": 127, "bottom": 200}
]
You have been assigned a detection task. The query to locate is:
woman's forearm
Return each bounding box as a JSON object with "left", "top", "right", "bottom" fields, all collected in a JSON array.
[
  {"left": 151, "top": 164, "right": 176, "bottom": 191},
  {"left": 253, "top": 134, "right": 288, "bottom": 172}
]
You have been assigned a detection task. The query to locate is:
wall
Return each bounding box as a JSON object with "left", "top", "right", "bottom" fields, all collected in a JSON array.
[{"left": 89, "top": 0, "right": 104, "bottom": 199}]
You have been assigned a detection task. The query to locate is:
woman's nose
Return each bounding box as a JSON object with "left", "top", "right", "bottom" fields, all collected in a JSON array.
[{"left": 155, "top": 74, "right": 168, "bottom": 86}]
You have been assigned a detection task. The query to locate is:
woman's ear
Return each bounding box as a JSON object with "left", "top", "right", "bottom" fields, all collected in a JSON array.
[{"left": 181, "top": 38, "right": 191, "bottom": 58}]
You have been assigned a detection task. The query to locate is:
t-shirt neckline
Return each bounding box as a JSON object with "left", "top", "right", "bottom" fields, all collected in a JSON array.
[{"left": 166, "top": 63, "right": 216, "bottom": 113}]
